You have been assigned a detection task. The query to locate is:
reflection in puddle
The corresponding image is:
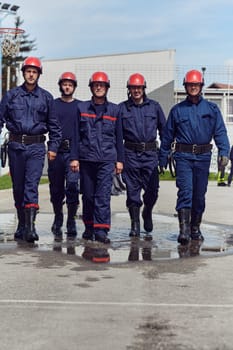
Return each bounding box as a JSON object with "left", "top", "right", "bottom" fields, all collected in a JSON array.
[
  {"left": 0, "top": 213, "right": 233, "bottom": 263},
  {"left": 177, "top": 240, "right": 202, "bottom": 258}
]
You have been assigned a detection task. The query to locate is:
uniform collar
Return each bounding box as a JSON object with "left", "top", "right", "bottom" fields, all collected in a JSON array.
[
  {"left": 90, "top": 97, "right": 108, "bottom": 112},
  {"left": 21, "top": 83, "right": 39, "bottom": 97},
  {"left": 186, "top": 95, "right": 203, "bottom": 105}
]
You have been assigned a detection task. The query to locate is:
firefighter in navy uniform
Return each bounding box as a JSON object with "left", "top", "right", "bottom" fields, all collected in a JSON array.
[
  {"left": 48, "top": 72, "right": 81, "bottom": 241},
  {"left": 159, "top": 70, "right": 230, "bottom": 245},
  {"left": 118, "top": 73, "right": 166, "bottom": 238},
  {"left": 0, "top": 57, "right": 62, "bottom": 243},
  {"left": 70, "top": 72, "right": 124, "bottom": 244}
]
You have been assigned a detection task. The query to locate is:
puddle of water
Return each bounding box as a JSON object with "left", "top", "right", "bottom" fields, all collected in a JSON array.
[{"left": 0, "top": 213, "right": 233, "bottom": 262}]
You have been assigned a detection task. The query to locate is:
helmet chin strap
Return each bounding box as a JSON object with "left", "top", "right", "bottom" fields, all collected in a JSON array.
[
  {"left": 185, "top": 85, "right": 203, "bottom": 97},
  {"left": 60, "top": 86, "right": 74, "bottom": 97},
  {"left": 186, "top": 91, "right": 202, "bottom": 97},
  {"left": 127, "top": 88, "right": 146, "bottom": 100},
  {"left": 186, "top": 90, "right": 202, "bottom": 104}
]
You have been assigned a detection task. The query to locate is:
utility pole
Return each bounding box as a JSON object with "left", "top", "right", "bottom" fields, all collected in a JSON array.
[
  {"left": 201, "top": 66, "right": 206, "bottom": 97},
  {"left": 0, "top": 3, "right": 20, "bottom": 99}
]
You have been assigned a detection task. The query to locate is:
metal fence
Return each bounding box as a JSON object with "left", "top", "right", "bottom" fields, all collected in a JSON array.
[{"left": 175, "top": 65, "right": 233, "bottom": 89}]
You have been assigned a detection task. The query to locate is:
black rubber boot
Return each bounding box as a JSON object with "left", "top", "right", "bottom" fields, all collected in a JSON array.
[
  {"left": 94, "top": 229, "right": 111, "bottom": 244},
  {"left": 82, "top": 226, "right": 94, "bottom": 241},
  {"left": 51, "top": 204, "right": 63, "bottom": 241},
  {"left": 142, "top": 205, "right": 153, "bottom": 232},
  {"left": 14, "top": 208, "right": 25, "bottom": 240},
  {"left": 66, "top": 203, "right": 78, "bottom": 238},
  {"left": 177, "top": 208, "right": 191, "bottom": 245},
  {"left": 191, "top": 212, "right": 204, "bottom": 241},
  {"left": 128, "top": 206, "right": 140, "bottom": 237},
  {"left": 24, "top": 207, "right": 39, "bottom": 243}
]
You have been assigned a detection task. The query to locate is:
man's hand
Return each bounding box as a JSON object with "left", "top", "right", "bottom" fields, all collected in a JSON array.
[
  {"left": 219, "top": 156, "right": 229, "bottom": 167},
  {"left": 70, "top": 160, "right": 79, "bottom": 172},
  {"left": 115, "top": 162, "right": 123, "bottom": 174},
  {"left": 158, "top": 166, "right": 165, "bottom": 175},
  {"left": 47, "top": 151, "right": 56, "bottom": 161}
]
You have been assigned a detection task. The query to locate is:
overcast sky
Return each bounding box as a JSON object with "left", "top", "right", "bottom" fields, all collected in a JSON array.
[{"left": 2, "top": 0, "right": 233, "bottom": 68}]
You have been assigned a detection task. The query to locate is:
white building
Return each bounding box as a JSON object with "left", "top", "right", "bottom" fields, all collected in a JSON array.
[{"left": 21, "top": 49, "right": 176, "bottom": 115}]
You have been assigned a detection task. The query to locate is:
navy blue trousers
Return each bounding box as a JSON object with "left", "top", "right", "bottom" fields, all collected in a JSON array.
[
  {"left": 175, "top": 158, "right": 211, "bottom": 214},
  {"left": 122, "top": 153, "right": 159, "bottom": 209},
  {"left": 48, "top": 152, "right": 79, "bottom": 207},
  {"left": 80, "top": 161, "right": 115, "bottom": 232},
  {"left": 8, "top": 143, "right": 45, "bottom": 209}
]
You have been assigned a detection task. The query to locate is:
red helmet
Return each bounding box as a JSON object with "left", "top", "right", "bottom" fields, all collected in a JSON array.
[
  {"left": 183, "top": 70, "right": 204, "bottom": 85},
  {"left": 127, "top": 73, "right": 147, "bottom": 88},
  {"left": 21, "top": 57, "right": 43, "bottom": 74},
  {"left": 89, "top": 71, "right": 110, "bottom": 87},
  {"left": 58, "top": 72, "right": 77, "bottom": 87}
]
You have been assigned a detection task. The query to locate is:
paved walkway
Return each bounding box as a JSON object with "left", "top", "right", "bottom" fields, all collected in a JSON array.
[{"left": 0, "top": 180, "right": 233, "bottom": 349}]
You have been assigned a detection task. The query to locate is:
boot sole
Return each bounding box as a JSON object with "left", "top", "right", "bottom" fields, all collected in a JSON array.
[{"left": 143, "top": 226, "right": 153, "bottom": 233}]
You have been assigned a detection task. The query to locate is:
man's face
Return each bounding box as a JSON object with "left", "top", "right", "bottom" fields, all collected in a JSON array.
[
  {"left": 61, "top": 80, "right": 75, "bottom": 96},
  {"left": 91, "top": 82, "right": 108, "bottom": 98},
  {"left": 185, "top": 83, "right": 202, "bottom": 97},
  {"left": 129, "top": 85, "right": 144, "bottom": 103},
  {"left": 23, "top": 67, "right": 40, "bottom": 85}
]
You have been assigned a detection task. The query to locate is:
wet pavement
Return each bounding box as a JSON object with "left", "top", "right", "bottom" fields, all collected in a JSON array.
[
  {"left": 1, "top": 182, "right": 233, "bottom": 349},
  {"left": 1, "top": 211, "right": 233, "bottom": 263}
]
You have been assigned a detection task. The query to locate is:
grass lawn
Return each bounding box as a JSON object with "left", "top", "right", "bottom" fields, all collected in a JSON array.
[
  {"left": 159, "top": 171, "right": 217, "bottom": 181},
  {"left": 0, "top": 174, "right": 49, "bottom": 190},
  {"left": 0, "top": 171, "right": 217, "bottom": 190}
]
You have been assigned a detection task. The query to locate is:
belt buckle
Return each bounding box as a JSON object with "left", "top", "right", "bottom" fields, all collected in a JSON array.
[
  {"left": 22, "top": 134, "right": 26, "bottom": 144},
  {"left": 63, "top": 139, "right": 70, "bottom": 150},
  {"left": 192, "top": 144, "right": 197, "bottom": 153},
  {"left": 171, "top": 141, "right": 176, "bottom": 152},
  {"left": 140, "top": 142, "right": 146, "bottom": 152}
]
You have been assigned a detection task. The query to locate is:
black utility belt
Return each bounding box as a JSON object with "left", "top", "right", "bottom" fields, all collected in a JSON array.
[
  {"left": 124, "top": 141, "right": 158, "bottom": 152},
  {"left": 58, "top": 139, "right": 70, "bottom": 152},
  {"left": 9, "top": 133, "right": 46, "bottom": 145},
  {"left": 173, "top": 143, "right": 213, "bottom": 154}
]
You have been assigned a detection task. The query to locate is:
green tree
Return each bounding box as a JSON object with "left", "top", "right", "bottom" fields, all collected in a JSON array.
[{"left": 2, "top": 16, "right": 37, "bottom": 95}]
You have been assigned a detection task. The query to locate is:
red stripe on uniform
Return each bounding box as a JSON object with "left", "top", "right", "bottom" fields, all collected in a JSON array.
[
  {"left": 83, "top": 220, "right": 94, "bottom": 225},
  {"left": 25, "top": 204, "right": 39, "bottom": 209},
  {"left": 93, "top": 223, "right": 110, "bottom": 229},
  {"left": 103, "top": 115, "right": 116, "bottom": 121},
  {"left": 81, "top": 113, "right": 96, "bottom": 118}
]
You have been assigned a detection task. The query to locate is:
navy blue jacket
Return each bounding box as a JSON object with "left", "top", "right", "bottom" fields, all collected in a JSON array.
[
  {"left": 119, "top": 97, "right": 166, "bottom": 144},
  {"left": 0, "top": 83, "right": 62, "bottom": 152},
  {"left": 119, "top": 97, "right": 166, "bottom": 168},
  {"left": 71, "top": 98, "right": 124, "bottom": 163},
  {"left": 159, "top": 96, "right": 230, "bottom": 167}
]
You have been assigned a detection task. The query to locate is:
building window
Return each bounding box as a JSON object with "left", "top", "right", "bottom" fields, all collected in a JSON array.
[
  {"left": 226, "top": 99, "right": 233, "bottom": 123},
  {"left": 227, "top": 115, "right": 233, "bottom": 123}
]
